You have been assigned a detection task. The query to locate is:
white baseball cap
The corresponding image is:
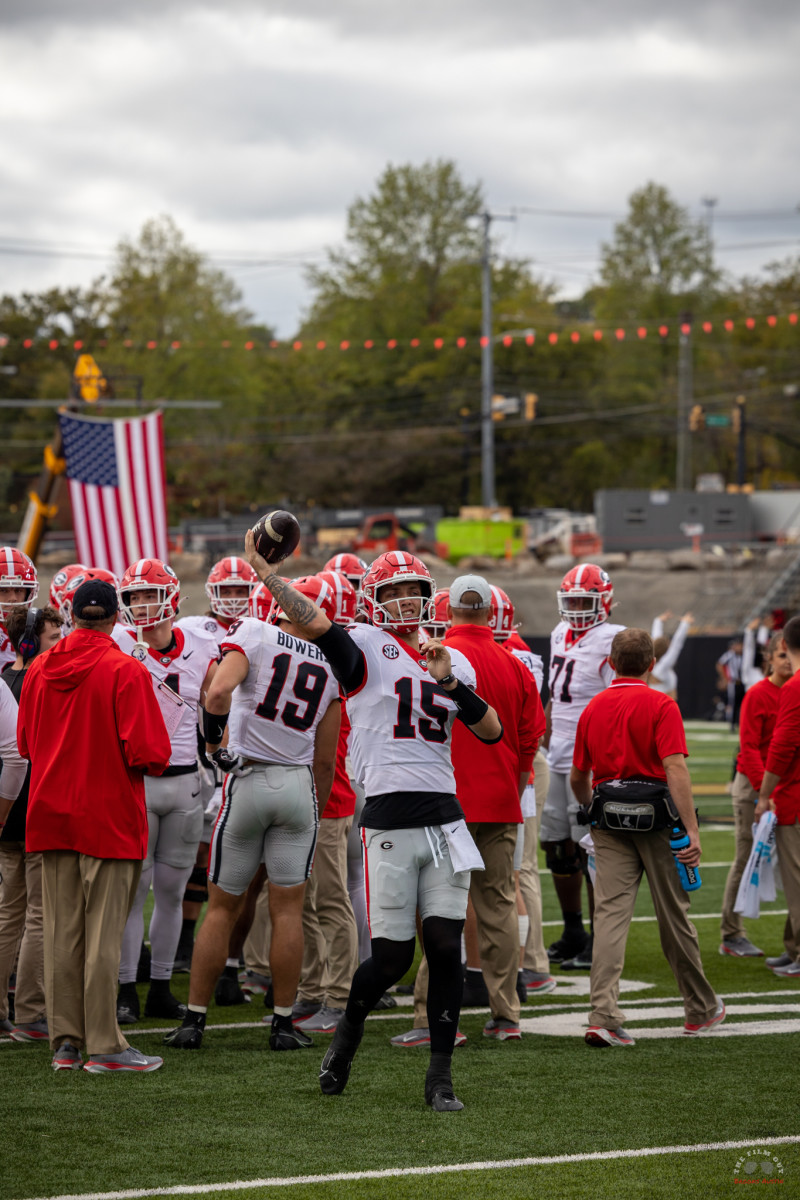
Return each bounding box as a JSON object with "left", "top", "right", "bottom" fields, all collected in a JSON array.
[{"left": 449, "top": 574, "right": 492, "bottom": 609}]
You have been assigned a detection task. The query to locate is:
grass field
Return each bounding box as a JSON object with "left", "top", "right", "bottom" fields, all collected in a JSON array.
[{"left": 3, "top": 723, "right": 798, "bottom": 1200}]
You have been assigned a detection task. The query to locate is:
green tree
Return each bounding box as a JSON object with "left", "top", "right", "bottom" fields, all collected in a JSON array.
[{"left": 597, "top": 182, "right": 718, "bottom": 321}]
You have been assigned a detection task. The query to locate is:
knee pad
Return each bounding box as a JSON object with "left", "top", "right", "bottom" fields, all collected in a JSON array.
[
  {"left": 543, "top": 840, "right": 582, "bottom": 877},
  {"left": 184, "top": 863, "right": 209, "bottom": 904}
]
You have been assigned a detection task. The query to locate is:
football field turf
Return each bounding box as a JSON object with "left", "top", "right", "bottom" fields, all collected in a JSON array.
[{"left": 4, "top": 723, "right": 798, "bottom": 1200}]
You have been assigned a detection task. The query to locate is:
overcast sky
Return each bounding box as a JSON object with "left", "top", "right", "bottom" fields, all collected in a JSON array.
[{"left": 1, "top": 0, "right": 798, "bottom": 335}]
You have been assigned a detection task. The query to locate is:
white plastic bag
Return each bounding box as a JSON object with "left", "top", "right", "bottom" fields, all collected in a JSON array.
[{"left": 734, "top": 812, "right": 781, "bottom": 919}]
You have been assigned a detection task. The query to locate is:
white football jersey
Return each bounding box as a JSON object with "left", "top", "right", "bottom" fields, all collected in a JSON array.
[
  {"left": 176, "top": 613, "right": 229, "bottom": 649},
  {"left": 112, "top": 624, "right": 217, "bottom": 765},
  {"left": 511, "top": 646, "right": 544, "bottom": 692},
  {"left": 221, "top": 618, "right": 340, "bottom": 766},
  {"left": 546, "top": 619, "right": 625, "bottom": 772},
  {"left": 0, "top": 627, "right": 15, "bottom": 671},
  {"left": 344, "top": 623, "right": 476, "bottom": 798}
]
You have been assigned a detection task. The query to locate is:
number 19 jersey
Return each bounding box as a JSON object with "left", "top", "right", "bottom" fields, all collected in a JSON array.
[
  {"left": 547, "top": 620, "right": 625, "bottom": 773},
  {"left": 221, "top": 618, "right": 340, "bottom": 766},
  {"left": 344, "top": 623, "right": 476, "bottom": 798}
]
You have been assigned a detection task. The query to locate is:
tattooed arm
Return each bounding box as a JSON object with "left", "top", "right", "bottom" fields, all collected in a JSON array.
[{"left": 245, "top": 529, "right": 332, "bottom": 638}]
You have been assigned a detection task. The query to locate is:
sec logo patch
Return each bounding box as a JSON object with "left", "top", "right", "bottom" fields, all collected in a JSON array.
[{"left": 382, "top": 644, "right": 399, "bottom": 659}]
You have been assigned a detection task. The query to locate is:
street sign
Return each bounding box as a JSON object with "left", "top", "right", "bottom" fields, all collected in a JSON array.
[{"left": 706, "top": 414, "right": 731, "bottom": 427}]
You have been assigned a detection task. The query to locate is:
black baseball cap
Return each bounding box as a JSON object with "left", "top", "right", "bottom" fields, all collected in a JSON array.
[{"left": 72, "top": 579, "right": 119, "bottom": 620}]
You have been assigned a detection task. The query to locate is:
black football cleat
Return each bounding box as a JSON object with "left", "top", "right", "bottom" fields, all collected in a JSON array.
[
  {"left": 145, "top": 988, "right": 188, "bottom": 1020},
  {"left": 269, "top": 1018, "right": 313, "bottom": 1051},
  {"left": 214, "top": 969, "right": 247, "bottom": 1007},
  {"left": 319, "top": 1017, "right": 363, "bottom": 1095},
  {"left": 163, "top": 1012, "right": 205, "bottom": 1049}
]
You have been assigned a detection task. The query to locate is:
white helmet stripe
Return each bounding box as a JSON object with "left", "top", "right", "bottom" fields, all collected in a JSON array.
[{"left": 574, "top": 564, "right": 587, "bottom": 585}]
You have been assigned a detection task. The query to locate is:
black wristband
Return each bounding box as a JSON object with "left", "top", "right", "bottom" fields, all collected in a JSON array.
[
  {"left": 446, "top": 678, "right": 489, "bottom": 726},
  {"left": 202, "top": 707, "right": 229, "bottom": 745}
]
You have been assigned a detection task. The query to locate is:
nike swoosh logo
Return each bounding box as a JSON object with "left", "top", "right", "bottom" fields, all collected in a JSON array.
[{"left": 182, "top": 651, "right": 193, "bottom": 659}]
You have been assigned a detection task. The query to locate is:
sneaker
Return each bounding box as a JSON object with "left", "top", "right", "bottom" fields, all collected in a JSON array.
[
  {"left": 144, "top": 989, "right": 187, "bottom": 1020},
  {"left": 767, "top": 952, "right": 794, "bottom": 970},
  {"left": 461, "top": 970, "right": 490, "bottom": 1007},
  {"left": 560, "top": 935, "right": 593, "bottom": 971},
  {"left": 269, "top": 1019, "right": 313, "bottom": 1051},
  {"left": 720, "top": 936, "right": 764, "bottom": 958},
  {"left": 319, "top": 1018, "right": 363, "bottom": 1095},
  {"left": 292, "top": 999, "right": 322, "bottom": 1025},
  {"left": 373, "top": 991, "right": 398, "bottom": 1011},
  {"left": 163, "top": 1011, "right": 206, "bottom": 1048},
  {"left": 239, "top": 970, "right": 272, "bottom": 996},
  {"left": 547, "top": 932, "right": 588, "bottom": 964},
  {"left": 52, "top": 1042, "right": 83, "bottom": 1071},
  {"left": 771, "top": 960, "right": 800, "bottom": 978},
  {"left": 84, "top": 1046, "right": 163, "bottom": 1073},
  {"left": 684, "top": 997, "right": 726, "bottom": 1035},
  {"left": 585, "top": 1025, "right": 636, "bottom": 1047},
  {"left": 0, "top": 1018, "right": 15, "bottom": 1034},
  {"left": 390, "top": 1027, "right": 467, "bottom": 1048},
  {"left": 300, "top": 1005, "right": 345, "bottom": 1033},
  {"left": 482, "top": 1017, "right": 521, "bottom": 1041},
  {"left": 9, "top": 1019, "right": 49, "bottom": 1042},
  {"left": 172, "top": 952, "right": 193, "bottom": 974},
  {"left": 516, "top": 973, "right": 528, "bottom": 1005},
  {"left": 520, "top": 970, "right": 557, "bottom": 996},
  {"left": 214, "top": 971, "right": 247, "bottom": 1007}
]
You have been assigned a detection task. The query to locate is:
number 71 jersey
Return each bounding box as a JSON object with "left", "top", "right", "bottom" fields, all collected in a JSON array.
[
  {"left": 221, "top": 618, "right": 340, "bottom": 765},
  {"left": 344, "top": 623, "right": 476, "bottom": 798},
  {"left": 547, "top": 620, "right": 625, "bottom": 773}
]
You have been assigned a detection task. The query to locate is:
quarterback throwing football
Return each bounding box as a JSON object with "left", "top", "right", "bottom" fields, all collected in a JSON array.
[{"left": 245, "top": 531, "right": 502, "bottom": 1113}]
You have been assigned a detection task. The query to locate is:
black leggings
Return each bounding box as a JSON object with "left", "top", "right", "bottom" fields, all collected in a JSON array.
[{"left": 345, "top": 915, "right": 464, "bottom": 1054}]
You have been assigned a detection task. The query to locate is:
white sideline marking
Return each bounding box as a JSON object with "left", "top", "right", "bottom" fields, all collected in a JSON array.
[
  {"left": 542, "top": 908, "right": 787, "bottom": 927},
  {"left": 19, "top": 1137, "right": 800, "bottom": 1200},
  {"left": 521, "top": 1000, "right": 800, "bottom": 1038}
]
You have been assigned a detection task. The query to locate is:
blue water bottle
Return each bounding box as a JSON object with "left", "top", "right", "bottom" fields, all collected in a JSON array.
[{"left": 669, "top": 826, "right": 702, "bottom": 892}]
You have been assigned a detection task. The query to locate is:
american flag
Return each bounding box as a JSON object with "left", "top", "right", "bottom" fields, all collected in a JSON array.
[{"left": 58, "top": 410, "right": 169, "bottom": 578}]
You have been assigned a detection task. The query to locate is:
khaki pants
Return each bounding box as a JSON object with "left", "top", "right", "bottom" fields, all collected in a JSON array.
[
  {"left": 298, "top": 816, "right": 358, "bottom": 1007},
  {"left": 775, "top": 820, "right": 800, "bottom": 965},
  {"left": 519, "top": 749, "right": 550, "bottom": 974},
  {"left": 243, "top": 876, "right": 272, "bottom": 976},
  {"left": 42, "top": 851, "right": 141, "bottom": 1055},
  {"left": 590, "top": 828, "right": 717, "bottom": 1029},
  {"left": 467, "top": 822, "right": 520, "bottom": 1023},
  {"left": 720, "top": 773, "right": 758, "bottom": 939},
  {"left": 0, "top": 843, "right": 44, "bottom": 1023}
]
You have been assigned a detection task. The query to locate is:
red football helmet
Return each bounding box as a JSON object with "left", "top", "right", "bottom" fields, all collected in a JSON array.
[
  {"left": 49, "top": 563, "right": 88, "bottom": 616},
  {"left": 361, "top": 552, "right": 435, "bottom": 634},
  {"left": 205, "top": 557, "right": 258, "bottom": 619},
  {"left": 248, "top": 581, "right": 274, "bottom": 622},
  {"left": 269, "top": 575, "right": 335, "bottom": 625},
  {"left": 0, "top": 548, "right": 39, "bottom": 622},
  {"left": 489, "top": 585, "right": 516, "bottom": 641},
  {"left": 323, "top": 553, "right": 368, "bottom": 593},
  {"left": 119, "top": 558, "right": 180, "bottom": 628},
  {"left": 62, "top": 567, "right": 119, "bottom": 623},
  {"left": 424, "top": 588, "right": 451, "bottom": 640},
  {"left": 316, "top": 570, "right": 358, "bottom": 625},
  {"left": 557, "top": 564, "right": 613, "bottom": 632}
]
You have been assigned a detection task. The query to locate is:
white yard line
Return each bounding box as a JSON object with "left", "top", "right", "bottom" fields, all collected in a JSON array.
[{"left": 20, "top": 1137, "right": 800, "bottom": 1200}]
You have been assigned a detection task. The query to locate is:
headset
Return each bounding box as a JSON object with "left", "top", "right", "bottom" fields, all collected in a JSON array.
[{"left": 19, "top": 606, "right": 41, "bottom": 664}]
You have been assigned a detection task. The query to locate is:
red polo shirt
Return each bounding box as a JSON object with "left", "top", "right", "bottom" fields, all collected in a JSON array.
[
  {"left": 573, "top": 678, "right": 688, "bottom": 784},
  {"left": 765, "top": 672, "right": 800, "bottom": 824},
  {"left": 444, "top": 623, "right": 545, "bottom": 823},
  {"left": 736, "top": 676, "right": 782, "bottom": 792}
]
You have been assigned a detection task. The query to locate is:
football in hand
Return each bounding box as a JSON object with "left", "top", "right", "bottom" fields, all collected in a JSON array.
[{"left": 251, "top": 510, "right": 301, "bottom": 564}]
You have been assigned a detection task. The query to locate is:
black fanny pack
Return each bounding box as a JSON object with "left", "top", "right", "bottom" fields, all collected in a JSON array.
[{"left": 589, "top": 778, "right": 679, "bottom": 834}]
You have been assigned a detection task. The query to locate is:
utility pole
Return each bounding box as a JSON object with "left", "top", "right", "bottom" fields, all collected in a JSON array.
[
  {"left": 675, "top": 316, "right": 693, "bottom": 490},
  {"left": 480, "top": 209, "right": 514, "bottom": 510},
  {"left": 734, "top": 395, "right": 747, "bottom": 488}
]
